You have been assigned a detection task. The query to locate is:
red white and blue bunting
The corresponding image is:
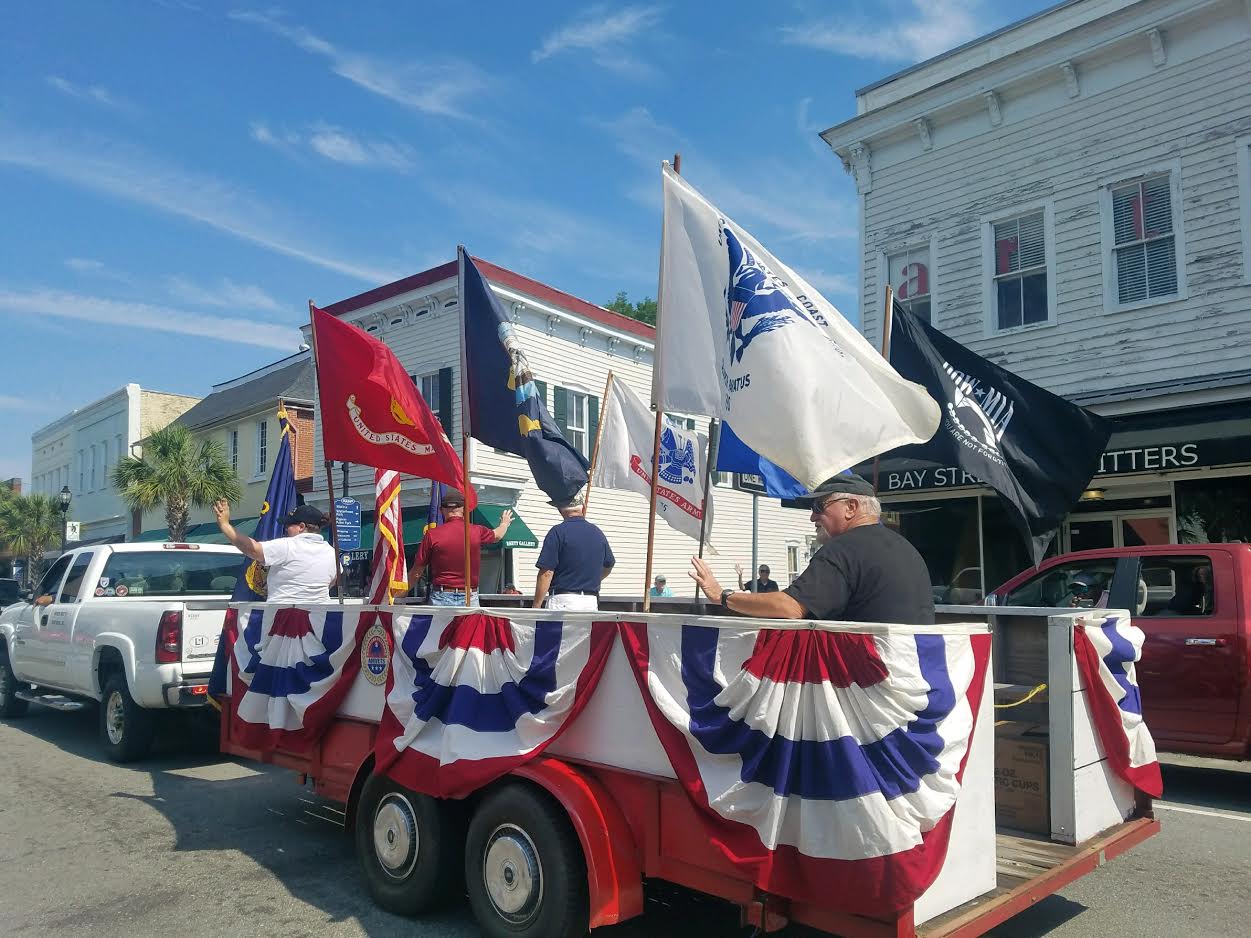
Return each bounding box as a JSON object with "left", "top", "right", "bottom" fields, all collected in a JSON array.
[
  {"left": 618, "top": 622, "right": 991, "bottom": 915},
  {"left": 229, "top": 604, "right": 374, "bottom": 751},
  {"left": 1073, "top": 613, "right": 1163, "bottom": 798},
  {"left": 375, "top": 610, "right": 614, "bottom": 798}
]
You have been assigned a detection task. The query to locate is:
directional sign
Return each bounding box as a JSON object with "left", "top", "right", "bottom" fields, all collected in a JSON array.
[
  {"left": 732, "top": 473, "right": 767, "bottom": 495},
  {"left": 334, "top": 497, "right": 362, "bottom": 552}
]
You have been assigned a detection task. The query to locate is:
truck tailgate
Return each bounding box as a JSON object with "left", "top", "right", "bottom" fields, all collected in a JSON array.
[{"left": 182, "top": 606, "right": 226, "bottom": 674}]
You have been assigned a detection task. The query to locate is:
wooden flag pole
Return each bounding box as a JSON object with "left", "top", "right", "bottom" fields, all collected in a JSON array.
[
  {"left": 308, "top": 300, "right": 345, "bottom": 604},
  {"left": 872, "top": 286, "right": 895, "bottom": 494},
  {"left": 582, "top": 370, "right": 614, "bottom": 517},
  {"left": 694, "top": 417, "right": 719, "bottom": 599},
  {"left": 642, "top": 152, "right": 681, "bottom": 612}
]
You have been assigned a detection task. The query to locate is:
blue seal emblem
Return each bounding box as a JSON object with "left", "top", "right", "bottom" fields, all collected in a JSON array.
[
  {"left": 725, "top": 226, "right": 822, "bottom": 364},
  {"left": 658, "top": 425, "right": 697, "bottom": 486},
  {"left": 360, "top": 622, "right": 391, "bottom": 686}
]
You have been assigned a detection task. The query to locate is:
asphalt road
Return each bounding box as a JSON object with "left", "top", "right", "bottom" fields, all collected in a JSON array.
[{"left": 1, "top": 706, "right": 1248, "bottom": 937}]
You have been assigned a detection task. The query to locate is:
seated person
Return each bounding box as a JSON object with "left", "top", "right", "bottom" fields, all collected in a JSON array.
[
  {"left": 1065, "top": 573, "right": 1107, "bottom": 609},
  {"left": 1167, "top": 566, "right": 1212, "bottom": 615}
]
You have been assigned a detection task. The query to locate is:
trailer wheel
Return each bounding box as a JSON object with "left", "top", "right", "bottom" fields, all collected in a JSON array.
[
  {"left": 465, "top": 782, "right": 587, "bottom": 938},
  {"left": 100, "top": 674, "right": 156, "bottom": 762},
  {"left": 355, "top": 772, "right": 461, "bottom": 916},
  {"left": 0, "top": 647, "right": 29, "bottom": 718}
]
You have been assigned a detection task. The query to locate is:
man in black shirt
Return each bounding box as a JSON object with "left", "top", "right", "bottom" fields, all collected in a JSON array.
[
  {"left": 736, "top": 563, "right": 779, "bottom": 593},
  {"left": 689, "top": 474, "right": 934, "bottom": 625}
]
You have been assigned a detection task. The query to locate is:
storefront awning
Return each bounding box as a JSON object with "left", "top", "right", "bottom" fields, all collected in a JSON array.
[{"left": 472, "top": 504, "right": 539, "bottom": 549}]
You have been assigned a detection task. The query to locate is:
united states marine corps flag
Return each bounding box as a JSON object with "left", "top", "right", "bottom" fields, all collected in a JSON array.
[{"left": 310, "top": 303, "right": 473, "bottom": 509}]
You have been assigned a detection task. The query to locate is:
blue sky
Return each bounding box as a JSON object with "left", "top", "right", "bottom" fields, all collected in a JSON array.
[{"left": 0, "top": 0, "right": 1049, "bottom": 484}]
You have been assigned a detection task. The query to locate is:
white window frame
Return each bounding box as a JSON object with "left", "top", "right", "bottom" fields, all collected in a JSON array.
[
  {"left": 417, "top": 372, "right": 442, "bottom": 426},
  {"left": 1237, "top": 135, "right": 1251, "bottom": 285},
  {"left": 981, "top": 201, "right": 1057, "bottom": 336},
  {"left": 254, "top": 419, "right": 268, "bottom": 478},
  {"left": 89, "top": 444, "right": 97, "bottom": 491},
  {"left": 566, "top": 390, "right": 589, "bottom": 458},
  {"left": 1099, "top": 158, "right": 1188, "bottom": 314},
  {"left": 877, "top": 234, "right": 938, "bottom": 326}
]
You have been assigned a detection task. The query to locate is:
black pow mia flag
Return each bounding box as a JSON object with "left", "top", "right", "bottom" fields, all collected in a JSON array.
[{"left": 887, "top": 301, "right": 1111, "bottom": 565}]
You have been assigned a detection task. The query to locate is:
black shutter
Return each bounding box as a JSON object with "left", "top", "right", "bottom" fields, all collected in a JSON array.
[
  {"left": 686, "top": 417, "right": 696, "bottom": 431},
  {"left": 587, "top": 395, "right": 599, "bottom": 458},
  {"left": 438, "top": 367, "right": 453, "bottom": 437},
  {"left": 554, "top": 386, "right": 569, "bottom": 435}
]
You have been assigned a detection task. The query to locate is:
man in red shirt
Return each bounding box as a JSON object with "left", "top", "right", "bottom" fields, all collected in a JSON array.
[{"left": 409, "top": 489, "right": 513, "bottom": 606}]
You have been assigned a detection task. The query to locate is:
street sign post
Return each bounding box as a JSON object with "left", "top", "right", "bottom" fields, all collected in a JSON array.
[
  {"left": 334, "top": 497, "right": 362, "bottom": 552},
  {"left": 732, "top": 473, "right": 767, "bottom": 495}
]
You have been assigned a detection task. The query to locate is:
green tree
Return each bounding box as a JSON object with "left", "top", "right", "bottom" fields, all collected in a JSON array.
[
  {"left": 112, "top": 424, "right": 241, "bottom": 542},
  {"left": 0, "top": 493, "right": 62, "bottom": 587},
  {"left": 605, "top": 291, "right": 657, "bottom": 327}
]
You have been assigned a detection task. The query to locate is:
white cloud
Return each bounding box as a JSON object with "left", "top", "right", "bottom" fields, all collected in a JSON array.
[
  {"left": 252, "top": 120, "right": 413, "bottom": 170},
  {"left": 532, "top": 5, "right": 663, "bottom": 76},
  {"left": 0, "top": 288, "right": 301, "bottom": 351},
  {"left": 230, "top": 10, "right": 488, "bottom": 119},
  {"left": 64, "top": 257, "right": 106, "bottom": 273},
  {"left": 46, "top": 75, "right": 138, "bottom": 113},
  {"left": 797, "top": 268, "right": 858, "bottom": 297},
  {"left": 779, "top": 0, "right": 982, "bottom": 63},
  {"left": 0, "top": 394, "right": 59, "bottom": 414},
  {"left": 0, "top": 122, "right": 398, "bottom": 284},
  {"left": 165, "top": 276, "right": 286, "bottom": 314}
]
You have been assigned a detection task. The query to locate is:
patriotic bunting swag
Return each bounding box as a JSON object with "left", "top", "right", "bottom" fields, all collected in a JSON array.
[
  {"left": 617, "top": 622, "right": 992, "bottom": 915},
  {"left": 228, "top": 604, "right": 372, "bottom": 751},
  {"left": 1072, "top": 613, "right": 1163, "bottom": 798},
  {"left": 375, "top": 610, "right": 614, "bottom": 798}
]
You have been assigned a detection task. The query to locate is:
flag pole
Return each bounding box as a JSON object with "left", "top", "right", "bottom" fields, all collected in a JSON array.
[
  {"left": 457, "top": 246, "right": 473, "bottom": 604},
  {"left": 871, "top": 285, "right": 895, "bottom": 493},
  {"left": 694, "top": 417, "right": 719, "bottom": 598},
  {"left": 582, "top": 370, "right": 614, "bottom": 517},
  {"left": 308, "top": 300, "right": 345, "bottom": 605},
  {"left": 643, "top": 152, "right": 680, "bottom": 613}
]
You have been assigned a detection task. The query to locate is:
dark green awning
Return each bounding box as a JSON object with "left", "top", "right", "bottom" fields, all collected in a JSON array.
[
  {"left": 472, "top": 504, "right": 539, "bottom": 549},
  {"left": 133, "top": 517, "right": 260, "bottom": 543}
]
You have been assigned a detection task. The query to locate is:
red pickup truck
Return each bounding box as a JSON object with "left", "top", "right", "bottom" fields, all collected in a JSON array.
[{"left": 989, "top": 542, "right": 1250, "bottom": 761}]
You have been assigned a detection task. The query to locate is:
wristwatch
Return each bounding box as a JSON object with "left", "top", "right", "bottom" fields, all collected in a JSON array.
[{"left": 719, "top": 589, "right": 734, "bottom": 607}]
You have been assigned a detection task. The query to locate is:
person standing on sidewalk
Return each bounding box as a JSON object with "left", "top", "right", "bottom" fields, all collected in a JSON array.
[
  {"left": 409, "top": 489, "right": 512, "bottom": 606},
  {"left": 532, "top": 494, "right": 615, "bottom": 611}
]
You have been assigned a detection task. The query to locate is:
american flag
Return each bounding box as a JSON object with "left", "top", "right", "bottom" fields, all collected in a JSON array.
[{"left": 368, "top": 469, "right": 408, "bottom": 604}]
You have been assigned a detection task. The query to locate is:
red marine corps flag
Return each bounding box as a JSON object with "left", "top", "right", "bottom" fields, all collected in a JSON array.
[{"left": 310, "top": 303, "right": 473, "bottom": 509}]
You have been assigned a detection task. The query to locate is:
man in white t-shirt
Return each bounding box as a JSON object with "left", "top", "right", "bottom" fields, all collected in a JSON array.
[{"left": 213, "top": 500, "right": 337, "bottom": 603}]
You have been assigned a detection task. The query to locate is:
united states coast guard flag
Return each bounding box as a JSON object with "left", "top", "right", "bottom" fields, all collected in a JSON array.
[
  {"left": 619, "top": 620, "right": 991, "bottom": 914},
  {"left": 1072, "top": 613, "right": 1163, "bottom": 798},
  {"left": 228, "top": 604, "right": 372, "bottom": 750},
  {"left": 655, "top": 164, "right": 939, "bottom": 489},
  {"left": 375, "top": 610, "right": 614, "bottom": 798},
  {"left": 592, "top": 374, "right": 714, "bottom": 548}
]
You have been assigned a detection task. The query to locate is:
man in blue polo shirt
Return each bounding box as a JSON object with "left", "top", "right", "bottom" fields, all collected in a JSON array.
[{"left": 532, "top": 492, "right": 615, "bottom": 611}]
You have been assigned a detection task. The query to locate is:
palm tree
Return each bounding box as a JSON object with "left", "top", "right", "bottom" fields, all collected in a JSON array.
[
  {"left": 0, "top": 493, "right": 62, "bottom": 587},
  {"left": 112, "top": 424, "right": 241, "bottom": 542}
]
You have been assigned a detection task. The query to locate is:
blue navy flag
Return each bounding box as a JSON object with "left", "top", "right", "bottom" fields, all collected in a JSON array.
[
  {"left": 716, "top": 423, "right": 809, "bottom": 500},
  {"left": 459, "top": 249, "right": 589, "bottom": 504},
  {"left": 207, "top": 408, "right": 298, "bottom": 697}
]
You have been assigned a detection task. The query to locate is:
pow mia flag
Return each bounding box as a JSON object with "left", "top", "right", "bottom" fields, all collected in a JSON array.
[{"left": 888, "top": 301, "right": 1111, "bottom": 564}]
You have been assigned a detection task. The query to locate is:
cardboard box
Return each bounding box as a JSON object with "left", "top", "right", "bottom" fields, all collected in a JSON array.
[{"left": 994, "top": 724, "right": 1050, "bottom": 835}]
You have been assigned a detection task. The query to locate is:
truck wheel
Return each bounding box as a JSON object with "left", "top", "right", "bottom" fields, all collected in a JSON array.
[
  {"left": 355, "top": 772, "right": 462, "bottom": 916},
  {"left": 465, "top": 782, "right": 587, "bottom": 938},
  {"left": 100, "top": 674, "right": 156, "bottom": 763},
  {"left": 0, "top": 649, "right": 29, "bottom": 718}
]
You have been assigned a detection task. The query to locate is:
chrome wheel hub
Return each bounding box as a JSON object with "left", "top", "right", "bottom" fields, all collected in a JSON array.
[
  {"left": 105, "top": 691, "right": 125, "bottom": 745},
  {"left": 483, "top": 824, "right": 543, "bottom": 924},
  {"left": 373, "top": 793, "right": 418, "bottom": 880}
]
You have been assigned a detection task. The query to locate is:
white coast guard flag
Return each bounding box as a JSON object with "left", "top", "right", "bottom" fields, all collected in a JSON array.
[
  {"left": 375, "top": 610, "right": 614, "bottom": 798},
  {"left": 619, "top": 620, "right": 991, "bottom": 914},
  {"left": 229, "top": 604, "right": 370, "bottom": 750},
  {"left": 1073, "top": 613, "right": 1163, "bottom": 798},
  {"left": 592, "top": 375, "right": 714, "bottom": 548},
  {"left": 655, "top": 164, "right": 940, "bottom": 489}
]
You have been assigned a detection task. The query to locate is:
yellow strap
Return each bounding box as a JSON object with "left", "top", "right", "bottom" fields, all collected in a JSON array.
[{"left": 994, "top": 683, "right": 1048, "bottom": 709}]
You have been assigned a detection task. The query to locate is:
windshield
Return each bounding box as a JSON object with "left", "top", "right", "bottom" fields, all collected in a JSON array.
[{"left": 95, "top": 550, "right": 240, "bottom": 598}]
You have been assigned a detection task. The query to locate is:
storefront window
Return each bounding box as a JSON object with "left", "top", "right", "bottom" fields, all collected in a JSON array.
[
  {"left": 886, "top": 498, "right": 982, "bottom": 603},
  {"left": 1176, "top": 476, "right": 1251, "bottom": 543}
]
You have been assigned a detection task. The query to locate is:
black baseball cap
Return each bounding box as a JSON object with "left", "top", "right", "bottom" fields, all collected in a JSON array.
[
  {"left": 440, "top": 489, "right": 467, "bottom": 509},
  {"left": 281, "top": 504, "right": 327, "bottom": 527},
  {"left": 793, "top": 472, "right": 877, "bottom": 506}
]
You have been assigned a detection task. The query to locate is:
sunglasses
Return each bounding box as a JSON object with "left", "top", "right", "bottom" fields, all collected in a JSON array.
[{"left": 811, "top": 495, "right": 854, "bottom": 514}]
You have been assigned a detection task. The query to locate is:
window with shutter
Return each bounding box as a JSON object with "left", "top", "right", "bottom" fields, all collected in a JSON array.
[
  {"left": 1110, "top": 175, "right": 1179, "bottom": 304},
  {"left": 887, "top": 244, "right": 932, "bottom": 323},
  {"left": 991, "top": 210, "right": 1048, "bottom": 330},
  {"left": 560, "top": 388, "right": 589, "bottom": 457},
  {"left": 586, "top": 395, "right": 599, "bottom": 458}
]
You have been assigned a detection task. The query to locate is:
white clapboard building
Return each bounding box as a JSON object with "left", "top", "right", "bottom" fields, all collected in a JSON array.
[
  {"left": 820, "top": 0, "right": 1251, "bottom": 596},
  {"left": 304, "top": 257, "right": 818, "bottom": 597}
]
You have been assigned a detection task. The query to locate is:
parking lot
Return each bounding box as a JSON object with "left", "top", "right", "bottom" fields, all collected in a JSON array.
[{"left": 1, "top": 707, "right": 1248, "bottom": 937}]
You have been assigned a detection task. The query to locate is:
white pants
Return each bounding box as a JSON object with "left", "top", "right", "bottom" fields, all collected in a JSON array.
[{"left": 546, "top": 592, "right": 598, "bottom": 611}]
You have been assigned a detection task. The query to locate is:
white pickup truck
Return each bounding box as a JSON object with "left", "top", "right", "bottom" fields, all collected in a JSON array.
[{"left": 0, "top": 542, "right": 240, "bottom": 761}]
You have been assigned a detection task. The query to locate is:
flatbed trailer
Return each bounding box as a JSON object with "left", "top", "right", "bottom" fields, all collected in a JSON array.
[{"left": 220, "top": 600, "right": 1158, "bottom": 937}]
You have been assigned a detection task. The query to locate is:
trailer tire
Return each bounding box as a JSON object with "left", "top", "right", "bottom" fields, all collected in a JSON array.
[
  {"left": 355, "top": 772, "right": 461, "bottom": 916},
  {"left": 465, "top": 782, "right": 587, "bottom": 938},
  {"left": 0, "top": 647, "right": 29, "bottom": 718},
  {"left": 100, "top": 674, "right": 156, "bottom": 763}
]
